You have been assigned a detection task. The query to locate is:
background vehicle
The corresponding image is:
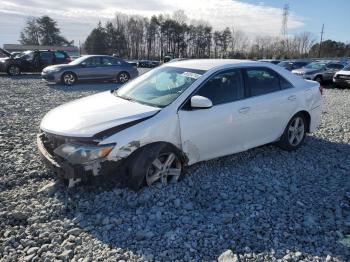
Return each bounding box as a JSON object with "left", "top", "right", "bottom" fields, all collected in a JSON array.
[
  {"left": 137, "top": 60, "right": 158, "bottom": 68},
  {"left": 333, "top": 63, "right": 350, "bottom": 88},
  {"left": 258, "top": 59, "right": 281, "bottom": 64},
  {"left": 0, "top": 48, "right": 11, "bottom": 58},
  {"left": 41, "top": 55, "right": 138, "bottom": 85},
  {"left": 277, "top": 60, "right": 310, "bottom": 71},
  {"left": 37, "top": 59, "right": 322, "bottom": 189},
  {"left": 0, "top": 50, "right": 71, "bottom": 76},
  {"left": 292, "top": 61, "right": 345, "bottom": 83}
]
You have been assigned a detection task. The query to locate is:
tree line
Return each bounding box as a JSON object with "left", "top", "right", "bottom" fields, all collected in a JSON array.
[{"left": 19, "top": 13, "right": 350, "bottom": 59}]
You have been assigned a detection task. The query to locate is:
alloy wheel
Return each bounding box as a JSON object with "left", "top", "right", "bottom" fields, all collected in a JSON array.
[
  {"left": 119, "top": 73, "right": 129, "bottom": 83},
  {"left": 146, "top": 152, "right": 182, "bottom": 186},
  {"left": 288, "top": 116, "right": 305, "bottom": 146},
  {"left": 63, "top": 74, "right": 75, "bottom": 85}
]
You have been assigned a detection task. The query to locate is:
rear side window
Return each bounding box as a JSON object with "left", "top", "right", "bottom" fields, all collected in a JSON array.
[
  {"left": 85, "top": 57, "right": 101, "bottom": 66},
  {"left": 102, "top": 57, "right": 122, "bottom": 66},
  {"left": 280, "top": 76, "right": 294, "bottom": 89},
  {"left": 55, "top": 51, "right": 66, "bottom": 59},
  {"left": 195, "top": 69, "right": 243, "bottom": 105},
  {"left": 245, "top": 68, "right": 280, "bottom": 97},
  {"left": 40, "top": 52, "right": 54, "bottom": 61}
]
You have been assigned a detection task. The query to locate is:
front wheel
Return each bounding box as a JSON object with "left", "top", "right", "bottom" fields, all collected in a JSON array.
[
  {"left": 125, "top": 143, "right": 184, "bottom": 190},
  {"left": 62, "top": 72, "right": 77, "bottom": 86},
  {"left": 278, "top": 114, "right": 306, "bottom": 151},
  {"left": 117, "top": 72, "right": 130, "bottom": 84},
  {"left": 7, "top": 65, "right": 21, "bottom": 76}
]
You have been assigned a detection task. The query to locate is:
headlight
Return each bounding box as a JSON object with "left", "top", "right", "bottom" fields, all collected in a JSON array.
[
  {"left": 54, "top": 143, "right": 115, "bottom": 164},
  {"left": 46, "top": 68, "right": 61, "bottom": 73}
]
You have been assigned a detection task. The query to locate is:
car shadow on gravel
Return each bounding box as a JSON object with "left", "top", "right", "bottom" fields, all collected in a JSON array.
[{"left": 51, "top": 136, "right": 350, "bottom": 261}]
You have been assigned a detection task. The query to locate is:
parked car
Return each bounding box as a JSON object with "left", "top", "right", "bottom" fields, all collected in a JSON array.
[
  {"left": 333, "top": 63, "right": 350, "bottom": 88},
  {"left": 258, "top": 59, "right": 281, "bottom": 65},
  {"left": 138, "top": 60, "right": 157, "bottom": 68},
  {"left": 41, "top": 55, "right": 138, "bottom": 85},
  {"left": 277, "top": 60, "right": 310, "bottom": 71},
  {"left": 37, "top": 59, "right": 322, "bottom": 189},
  {"left": 126, "top": 60, "right": 138, "bottom": 67},
  {"left": 291, "top": 61, "right": 346, "bottom": 83},
  {"left": 0, "top": 50, "right": 71, "bottom": 76}
]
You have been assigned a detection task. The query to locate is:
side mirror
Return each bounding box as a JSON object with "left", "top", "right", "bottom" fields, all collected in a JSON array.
[{"left": 190, "top": 95, "right": 213, "bottom": 109}]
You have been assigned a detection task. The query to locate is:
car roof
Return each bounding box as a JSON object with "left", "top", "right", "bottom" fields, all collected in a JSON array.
[{"left": 166, "top": 59, "right": 256, "bottom": 71}]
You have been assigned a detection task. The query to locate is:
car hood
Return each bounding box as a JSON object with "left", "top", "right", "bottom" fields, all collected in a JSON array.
[
  {"left": 40, "top": 91, "right": 160, "bottom": 137},
  {"left": 335, "top": 70, "right": 350, "bottom": 76},
  {"left": 43, "top": 64, "right": 75, "bottom": 72},
  {"left": 292, "top": 68, "right": 322, "bottom": 74}
]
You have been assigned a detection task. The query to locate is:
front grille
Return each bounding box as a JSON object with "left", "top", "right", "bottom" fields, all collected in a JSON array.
[{"left": 335, "top": 74, "right": 350, "bottom": 80}]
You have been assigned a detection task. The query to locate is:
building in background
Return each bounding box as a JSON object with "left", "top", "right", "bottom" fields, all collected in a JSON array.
[{"left": 2, "top": 44, "right": 79, "bottom": 58}]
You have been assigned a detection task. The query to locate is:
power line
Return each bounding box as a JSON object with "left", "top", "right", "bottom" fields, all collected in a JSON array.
[{"left": 318, "top": 24, "right": 325, "bottom": 57}]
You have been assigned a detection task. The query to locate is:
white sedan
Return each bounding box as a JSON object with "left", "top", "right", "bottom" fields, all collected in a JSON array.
[{"left": 37, "top": 59, "right": 322, "bottom": 189}]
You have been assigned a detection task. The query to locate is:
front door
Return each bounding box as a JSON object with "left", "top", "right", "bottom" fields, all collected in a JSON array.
[{"left": 178, "top": 69, "right": 246, "bottom": 164}]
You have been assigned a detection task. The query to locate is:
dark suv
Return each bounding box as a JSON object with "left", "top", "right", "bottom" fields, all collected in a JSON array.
[{"left": 0, "top": 50, "right": 71, "bottom": 76}]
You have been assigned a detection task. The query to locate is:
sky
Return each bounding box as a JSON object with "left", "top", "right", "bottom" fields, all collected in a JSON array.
[{"left": 0, "top": 0, "right": 349, "bottom": 47}]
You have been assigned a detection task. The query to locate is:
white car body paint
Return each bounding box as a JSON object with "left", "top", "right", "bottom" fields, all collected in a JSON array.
[{"left": 40, "top": 59, "right": 322, "bottom": 166}]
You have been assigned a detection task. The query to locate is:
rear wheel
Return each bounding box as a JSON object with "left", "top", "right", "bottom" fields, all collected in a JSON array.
[
  {"left": 125, "top": 143, "right": 184, "bottom": 190},
  {"left": 278, "top": 114, "right": 306, "bottom": 151},
  {"left": 7, "top": 65, "right": 21, "bottom": 76},
  {"left": 62, "top": 72, "right": 76, "bottom": 86},
  {"left": 117, "top": 72, "right": 130, "bottom": 84}
]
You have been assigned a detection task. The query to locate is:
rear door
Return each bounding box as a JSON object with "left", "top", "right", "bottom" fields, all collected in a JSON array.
[
  {"left": 237, "top": 67, "right": 298, "bottom": 149},
  {"left": 100, "top": 57, "right": 123, "bottom": 80},
  {"left": 39, "top": 51, "right": 55, "bottom": 69}
]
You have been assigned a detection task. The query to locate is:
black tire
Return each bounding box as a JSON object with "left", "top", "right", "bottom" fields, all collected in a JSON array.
[
  {"left": 278, "top": 113, "right": 307, "bottom": 151},
  {"left": 117, "top": 72, "right": 130, "bottom": 84},
  {"left": 7, "top": 65, "right": 21, "bottom": 76},
  {"left": 314, "top": 75, "right": 323, "bottom": 84},
  {"left": 61, "top": 72, "right": 77, "bottom": 86},
  {"left": 125, "top": 143, "right": 184, "bottom": 190}
]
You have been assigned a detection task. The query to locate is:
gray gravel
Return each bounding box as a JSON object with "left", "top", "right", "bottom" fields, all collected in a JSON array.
[{"left": 1, "top": 74, "right": 350, "bottom": 262}]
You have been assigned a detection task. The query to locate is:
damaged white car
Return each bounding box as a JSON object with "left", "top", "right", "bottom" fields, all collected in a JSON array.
[{"left": 37, "top": 59, "right": 322, "bottom": 189}]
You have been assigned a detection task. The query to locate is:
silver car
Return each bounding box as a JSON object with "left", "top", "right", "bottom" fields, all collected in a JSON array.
[
  {"left": 292, "top": 61, "right": 345, "bottom": 83},
  {"left": 41, "top": 55, "right": 139, "bottom": 85}
]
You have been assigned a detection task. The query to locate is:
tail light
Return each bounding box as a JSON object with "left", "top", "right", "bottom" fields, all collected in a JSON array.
[{"left": 319, "top": 85, "right": 324, "bottom": 95}]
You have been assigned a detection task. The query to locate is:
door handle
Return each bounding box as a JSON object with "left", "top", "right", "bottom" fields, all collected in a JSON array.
[
  {"left": 239, "top": 107, "right": 250, "bottom": 113},
  {"left": 288, "top": 95, "right": 297, "bottom": 101}
]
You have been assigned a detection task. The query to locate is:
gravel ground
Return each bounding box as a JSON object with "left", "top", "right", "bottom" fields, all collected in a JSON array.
[{"left": 0, "top": 73, "right": 350, "bottom": 262}]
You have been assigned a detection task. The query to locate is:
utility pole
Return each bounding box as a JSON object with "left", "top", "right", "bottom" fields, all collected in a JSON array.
[
  {"left": 281, "top": 4, "right": 290, "bottom": 37},
  {"left": 318, "top": 24, "right": 324, "bottom": 58}
]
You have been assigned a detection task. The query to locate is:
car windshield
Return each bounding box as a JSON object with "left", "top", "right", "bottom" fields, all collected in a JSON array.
[
  {"left": 115, "top": 66, "right": 206, "bottom": 108},
  {"left": 304, "top": 62, "right": 326, "bottom": 69},
  {"left": 69, "top": 56, "right": 88, "bottom": 65}
]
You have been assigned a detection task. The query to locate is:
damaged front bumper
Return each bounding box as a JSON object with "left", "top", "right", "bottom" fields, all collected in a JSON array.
[{"left": 37, "top": 133, "right": 124, "bottom": 185}]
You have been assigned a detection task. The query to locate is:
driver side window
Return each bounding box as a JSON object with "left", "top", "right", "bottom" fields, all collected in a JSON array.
[
  {"left": 195, "top": 69, "right": 243, "bottom": 105},
  {"left": 84, "top": 57, "right": 101, "bottom": 67}
]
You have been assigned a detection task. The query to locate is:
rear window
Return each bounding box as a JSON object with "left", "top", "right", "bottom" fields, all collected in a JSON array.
[
  {"left": 327, "top": 64, "right": 344, "bottom": 70},
  {"left": 245, "top": 68, "right": 280, "bottom": 97}
]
